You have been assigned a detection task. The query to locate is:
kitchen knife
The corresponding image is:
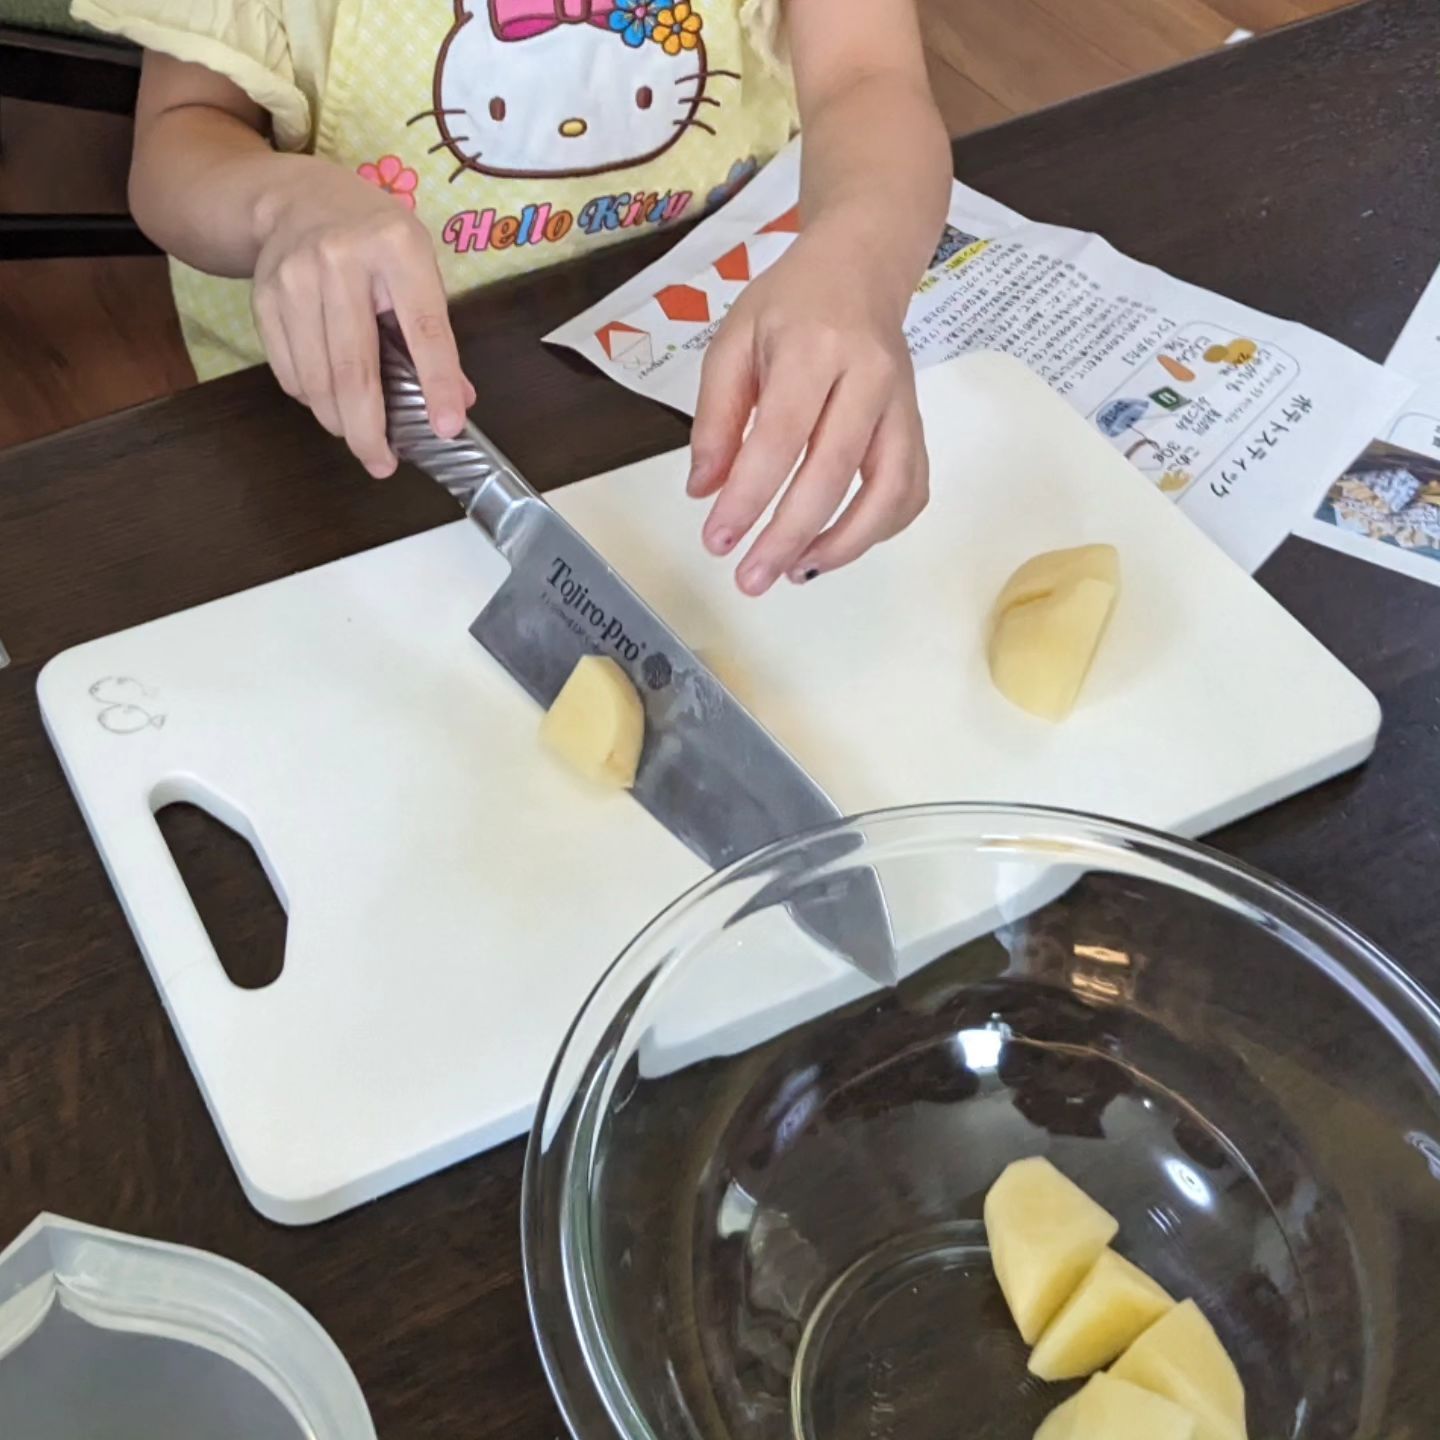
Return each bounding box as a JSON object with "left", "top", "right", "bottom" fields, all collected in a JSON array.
[{"left": 378, "top": 325, "right": 895, "bottom": 987}]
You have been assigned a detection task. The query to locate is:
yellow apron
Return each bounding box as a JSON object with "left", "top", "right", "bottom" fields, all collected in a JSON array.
[{"left": 172, "top": 0, "right": 797, "bottom": 379}]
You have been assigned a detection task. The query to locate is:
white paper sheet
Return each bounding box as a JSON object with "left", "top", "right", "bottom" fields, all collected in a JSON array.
[
  {"left": 1295, "top": 261, "right": 1440, "bottom": 587},
  {"left": 548, "top": 140, "right": 1410, "bottom": 574},
  {"left": 1385, "top": 267, "right": 1440, "bottom": 390}
]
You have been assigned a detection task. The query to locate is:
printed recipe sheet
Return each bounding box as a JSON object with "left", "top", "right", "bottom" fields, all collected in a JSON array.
[
  {"left": 1297, "top": 261, "right": 1440, "bottom": 588},
  {"left": 550, "top": 141, "right": 1409, "bottom": 574}
]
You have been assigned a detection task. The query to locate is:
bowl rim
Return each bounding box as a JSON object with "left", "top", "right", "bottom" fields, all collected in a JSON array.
[{"left": 521, "top": 800, "right": 1440, "bottom": 1440}]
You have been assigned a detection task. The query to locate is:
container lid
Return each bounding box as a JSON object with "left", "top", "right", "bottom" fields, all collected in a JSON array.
[{"left": 0, "top": 1214, "right": 375, "bottom": 1440}]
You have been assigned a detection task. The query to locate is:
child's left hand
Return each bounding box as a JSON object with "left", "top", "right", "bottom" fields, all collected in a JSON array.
[{"left": 686, "top": 228, "right": 929, "bottom": 597}]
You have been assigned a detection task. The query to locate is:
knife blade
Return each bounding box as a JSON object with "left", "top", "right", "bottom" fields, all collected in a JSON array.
[{"left": 379, "top": 325, "right": 894, "bottom": 985}]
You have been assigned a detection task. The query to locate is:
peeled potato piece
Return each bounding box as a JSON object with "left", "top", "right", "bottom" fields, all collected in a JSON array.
[
  {"left": 1035, "top": 1372, "right": 1196, "bottom": 1440},
  {"left": 983, "top": 1157, "right": 1119, "bottom": 1345},
  {"left": 540, "top": 655, "right": 645, "bottom": 789},
  {"left": 987, "top": 544, "right": 1120, "bottom": 721},
  {"left": 1029, "top": 1248, "right": 1174, "bottom": 1381},
  {"left": 993, "top": 544, "right": 1120, "bottom": 612},
  {"left": 1111, "top": 1299, "right": 1248, "bottom": 1440}
]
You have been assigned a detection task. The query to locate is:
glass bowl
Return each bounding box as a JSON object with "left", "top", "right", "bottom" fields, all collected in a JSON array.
[{"left": 523, "top": 805, "right": 1440, "bottom": 1440}]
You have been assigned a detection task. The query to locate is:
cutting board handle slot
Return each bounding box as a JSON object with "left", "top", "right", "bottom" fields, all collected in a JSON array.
[{"left": 151, "top": 777, "right": 288, "bottom": 991}]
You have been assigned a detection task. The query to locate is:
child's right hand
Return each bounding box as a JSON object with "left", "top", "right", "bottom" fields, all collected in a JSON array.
[{"left": 250, "top": 158, "right": 475, "bottom": 477}]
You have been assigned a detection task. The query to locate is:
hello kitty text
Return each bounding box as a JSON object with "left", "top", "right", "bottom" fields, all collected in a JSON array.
[{"left": 442, "top": 188, "right": 691, "bottom": 253}]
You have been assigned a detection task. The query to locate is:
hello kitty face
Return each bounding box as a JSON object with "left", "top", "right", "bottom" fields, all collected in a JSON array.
[{"left": 429, "top": 0, "right": 720, "bottom": 180}]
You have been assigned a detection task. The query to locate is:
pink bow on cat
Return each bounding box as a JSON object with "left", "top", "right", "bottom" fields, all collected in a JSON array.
[{"left": 490, "top": 0, "right": 618, "bottom": 40}]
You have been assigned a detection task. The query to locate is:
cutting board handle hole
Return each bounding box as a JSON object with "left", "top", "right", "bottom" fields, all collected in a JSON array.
[{"left": 152, "top": 781, "right": 287, "bottom": 991}]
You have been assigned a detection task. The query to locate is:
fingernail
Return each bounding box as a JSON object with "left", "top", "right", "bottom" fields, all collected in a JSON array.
[
  {"left": 737, "top": 560, "right": 773, "bottom": 595},
  {"left": 432, "top": 409, "right": 461, "bottom": 436},
  {"left": 705, "top": 527, "right": 735, "bottom": 555},
  {"left": 790, "top": 565, "right": 821, "bottom": 585}
]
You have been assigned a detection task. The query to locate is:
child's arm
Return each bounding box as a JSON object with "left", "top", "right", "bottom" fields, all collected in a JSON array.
[
  {"left": 130, "top": 53, "right": 472, "bottom": 476},
  {"left": 688, "top": 0, "right": 950, "bottom": 594}
]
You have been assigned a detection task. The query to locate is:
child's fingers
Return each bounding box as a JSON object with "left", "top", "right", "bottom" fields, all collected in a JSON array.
[
  {"left": 253, "top": 289, "right": 302, "bottom": 402},
  {"left": 273, "top": 268, "right": 343, "bottom": 438},
  {"left": 321, "top": 264, "right": 395, "bottom": 479},
  {"left": 702, "top": 349, "right": 833, "bottom": 561},
  {"left": 383, "top": 246, "right": 469, "bottom": 440},
  {"left": 689, "top": 323, "right": 757, "bottom": 500},
  {"left": 791, "top": 395, "right": 929, "bottom": 578},
  {"left": 735, "top": 368, "right": 886, "bottom": 596}
]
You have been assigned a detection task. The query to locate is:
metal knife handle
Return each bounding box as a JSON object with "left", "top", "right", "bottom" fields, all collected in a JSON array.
[{"left": 378, "top": 317, "right": 539, "bottom": 551}]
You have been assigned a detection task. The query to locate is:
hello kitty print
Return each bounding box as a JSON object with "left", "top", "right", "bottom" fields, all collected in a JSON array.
[
  {"left": 398, "top": 0, "right": 740, "bottom": 257},
  {"left": 430, "top": 0, "right": 721, "bottom": 180},
  {"left": 140, "top": 0, "right": 792, "bottom": 380}
]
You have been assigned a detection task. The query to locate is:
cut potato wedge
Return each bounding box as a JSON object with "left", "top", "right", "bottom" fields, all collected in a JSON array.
[
  {"left": 540, "top": 655, "right": 645, "bottom": 788},
  {"left": 983, "top": 1157, "right": 1119, "bottom": 1344},
  {"left": 993, "top": 544, "right": 1120, "bottom": 612},
  {"left": 1035, "top": 1372, "right": 1196, "bottom": 1440},
  {"left": 1110, "top": 1299, "right": 1247, "bottom": 1440},
  {"left": 987, "top": 544, "right": 1121, "bottom": 721},
  {"left": 1029, "top": 1247, "right": 1174, "bottom": 1381}
]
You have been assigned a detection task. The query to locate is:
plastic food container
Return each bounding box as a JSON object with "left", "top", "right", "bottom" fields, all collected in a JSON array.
[
  {"left": 0, "top": 1214, "right": 375, "bottom": 1440},
  {"left": 524, "top": 804, "right": 1440, "bottom": 1440}
]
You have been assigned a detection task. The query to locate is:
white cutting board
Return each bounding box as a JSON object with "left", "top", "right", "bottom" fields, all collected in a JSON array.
[{"left": 38, "top": 353, "right": 1378, "bottom": 1224}]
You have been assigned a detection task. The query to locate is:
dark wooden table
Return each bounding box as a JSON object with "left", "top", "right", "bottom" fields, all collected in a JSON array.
[{"left": 3, "top": 0, "right": 1439, "bottom": 1433}]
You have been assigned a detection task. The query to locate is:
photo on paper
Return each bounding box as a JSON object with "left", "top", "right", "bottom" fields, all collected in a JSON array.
[
  {"left": 1312, "top": 440, "right": 1440, "bottom": 565},
  {"left": 928, "top": 223, "right": 982, "bottom": 268}
]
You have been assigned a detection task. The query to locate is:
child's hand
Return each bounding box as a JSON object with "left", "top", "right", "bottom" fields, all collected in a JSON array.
[
  {"left": 251, "top": 161, "right": 475, "bottom": 477},
  {"left": 687, "top": 231, "right": 929, "bottom": 596}
]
